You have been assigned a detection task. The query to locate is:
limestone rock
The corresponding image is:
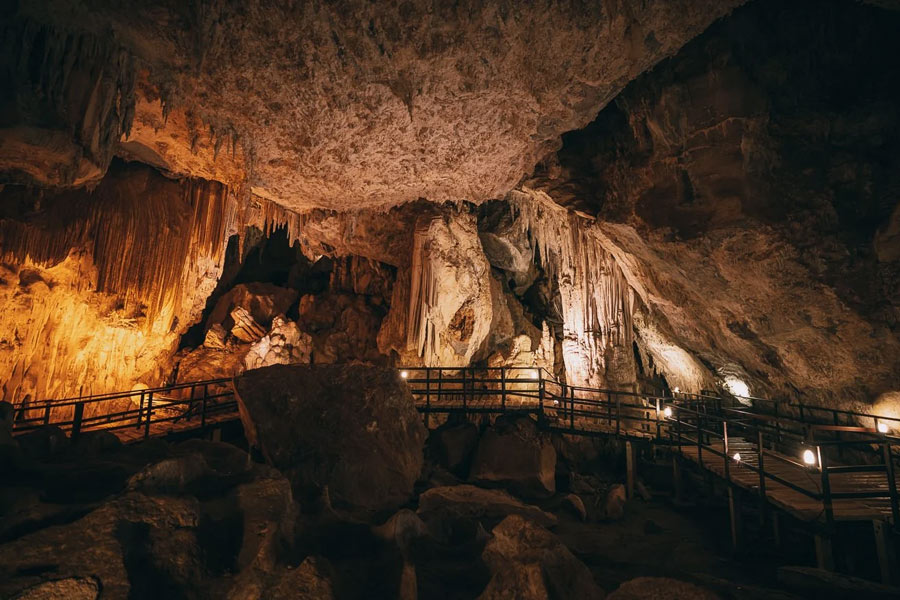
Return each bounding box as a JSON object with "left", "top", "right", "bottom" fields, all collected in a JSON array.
[
  {"left": 469, "top": 415, "right": 557, "bottom": 499},
  {"left": 372, "top": 509, "right": 430, "bottom": 555},
  {"left": 605, "top": 484, "right": 628, "bottom": 521},
  {"left": 4, "top": 1, "right": 742, "bottom": 209},
  {"left": 244, "top": 317, "right": 313, "bottom": 371},
  {"left": 417, "top": 485, "right": 557, "bottom": 530},
  {"left": 479, "top": 515, "right": 603, "bottom": 600},
  {"left": 12, "top": 576, "right": 101, "bottom": 600},
  {"left": 562, "top": 494, "right": 588, "bottom": 522},
  {"left": 208, "top": 283, "right": 299, "bottom": 333},
  {"left": 608, "top": 577, "right": 719, "bottom": 600},
  {"left": 379, "top": 212, "right": 493, "bottom": 366},
  {"left": 233, "top": 364, "right": 426, "bottom": 514},
  {"left": 231, "top": 307, "right": 267, "bottom": 343},
  {"left": 204, "top": 324, "right": 227, "bottom": 349},
  {"left": 265, "top": 557, "right": 336, "bottom": 600},
  {"left": 431, "top": 422, "right": 479, "bottom": 476}
]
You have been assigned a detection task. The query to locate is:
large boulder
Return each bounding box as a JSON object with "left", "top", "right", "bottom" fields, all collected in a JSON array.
[
  {"left": 0, "top": 441, "right": 297, "bottom": 600},
  {"left": 469, "top": 415, "right": 556, "bottom": 498},
  {"left": 479, "top": 515, "right": 604, "bottom": 600},
  {"left": 430, "top": 421, "right": 479, "bottom": 476},
  {"left": 417, "top": 485, "right": 557, "bottom": 530},
  {"left": 233, "top": 364, "right": 427, "bottom": 514},
  {"left": 608, "top": 577, "right": 719, "bottom": 600},
  {"left": 206, "top": 283, "right": 299, "bottom": 333}
]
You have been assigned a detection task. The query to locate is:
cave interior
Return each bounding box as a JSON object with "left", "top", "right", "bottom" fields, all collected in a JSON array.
[{"left": 1, "top": 0, "right": 900, "bottom": 598}]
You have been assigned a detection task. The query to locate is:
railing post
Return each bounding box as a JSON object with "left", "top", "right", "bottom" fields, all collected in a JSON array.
[
  {"left": 697, "top": 410, "right": 703, "bottom": 467},
  {"left": 425, "top": 367, "right": 431, "bottom": 429},
  {"left": 201, "top": 384, "right": 208, "bottom": 428},
  {"left": 43, "top": 404, "right": 51, "bottom": 425},
  {"left": 615, "top": 393, "right": 621, "bottom": 436},
  {"left": 818, "top": 446, "right": 835, "bottom": 532},
  {"left": 137, "top": 390, "right": 145, "bottom": 428},
  {"left": 723, "top": 421, "right": 731, "bottom": 483},
  {"left": 437, "top": 369, "right": 443, "bottom": 416},
  {"left": 71, "top": 402, "right": 84, "bottom": 442},
  {"left": 757, "top": 429, "right": 768, "bottom": 526},
  {"left": 144, "top": 391, "right": 153, "bottom": 439},
  {"left": 655, "top": 398, "right": 661, "bottom": 440},
  {"left": 538, "top": 371, "right": 544, "bottom": 416},
  {"left": 500, "top": 367, "right": 506, "bottom": 412},
  {"left": 569, "top": 386, "right": 575, "bottom": 430},
  {"left": 884, "top": 442, "right": 900, "bottom": 530},
  {"left": 462, "top": 369, "right": 468, "bottom": 416},
  {"left": 607, "top": 391, "right": 612, "bottom": 426}
]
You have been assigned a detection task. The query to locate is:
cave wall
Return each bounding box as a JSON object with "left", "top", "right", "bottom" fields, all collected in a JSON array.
[
  {"left": 0, "top": 162, "right": 236, "bottom": 406},
  {"left": 528, "top": 0, "right": 900, "bottom": 405}
]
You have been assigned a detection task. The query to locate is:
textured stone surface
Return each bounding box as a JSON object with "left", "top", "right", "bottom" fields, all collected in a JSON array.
[
  {"left": 525, "top": 0, "right": 900, "bottom": 404},
  {"left": 608, "top": 577, "right": 719, "bottom": 600},
  {"left": 469, "top": 415, "right": 557, "bottom": 498},
  {"left": 6, "top": 0, "right": 743, "bottom": 209},
  {"left": 417, "top": 484, "right": 557, "bottom": 529},
  {"left": 479, "top": 515, "right": 604, "bottom": 600},
  {"left": 233, "top": 364, "right": 426, "bottom": 513}
]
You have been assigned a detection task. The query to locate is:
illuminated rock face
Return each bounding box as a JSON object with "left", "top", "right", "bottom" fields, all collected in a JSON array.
[
  {"left": 527, "top": 0, "right": 900, "bottom": 403},
  {"left": 3, "top": 0, "right": 743, "bottom": 209},
  {"left": 0, "top": 163, "right": 233, "bottom": 408}
]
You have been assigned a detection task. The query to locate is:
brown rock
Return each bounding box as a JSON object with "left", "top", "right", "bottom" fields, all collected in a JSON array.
[
  {"left": 208, "top": 283, "right": 299, "bottom": 332},
  {"left": 469, "top": 415, "right": 557, "bottom": 499},
  {"left": 562, "top": 493, "right": 588, "bottom": 522},
  {"left": 230, "top": 307, "right": 268, "bottom": 343},
  {"left": 417, "top": 485, "right": 557, "bottom": 529},
  {"left": 265, "top": 557, "right": 336, "bottom": 600},
  {"left": 608, "top": 577, "right": 719, "bottom": 600},
  {"left": 605, "top": 484, "right": 628, "bottom": 521},
  {"left": 479, "top": 515, "right": 604, "bottom": 600},
  {"left": 204, "top": 323, "right": 227, "bottom": 349},
  {"left": 233, "top": 364, "right": 426, "bottom": 514},
  {"left": 431, "top": 422, "right": 479, "bottom": 476},
  {"left": 12, "top": 576, "right": 100, "bottom": 600}
]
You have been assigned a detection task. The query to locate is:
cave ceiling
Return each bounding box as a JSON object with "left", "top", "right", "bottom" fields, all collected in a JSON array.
[{"left": 3, "top": 0, "right": 745, "bottom": 209}]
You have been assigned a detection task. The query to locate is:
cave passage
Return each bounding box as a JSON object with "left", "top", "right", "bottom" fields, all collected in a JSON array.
[{"left": 1, "top": 0, "right": 899, "bottom": 598}]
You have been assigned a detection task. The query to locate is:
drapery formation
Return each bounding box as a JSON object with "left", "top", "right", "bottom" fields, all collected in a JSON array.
[{"left": 508, "top": 188, "right": 636, "bottom": 387}]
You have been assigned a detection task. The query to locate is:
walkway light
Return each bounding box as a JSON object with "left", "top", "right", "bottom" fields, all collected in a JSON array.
[
  {"left": 663, "top": 406, "right": 673, "bottom": 419},
  {"left": 400, "top": 370, "right": 409, "bottom": 379},
  {"left": 733, "top": 453, "right": 741, "bottom": 462},
  {"left": 673, "top": 386, "right": 681, "bottom": 394},
  {"left": 802, "top": 449, "right": 816, "bottom": 466},
  {"left": 877, "top": 422, "right": 889, "bottom": 434}
]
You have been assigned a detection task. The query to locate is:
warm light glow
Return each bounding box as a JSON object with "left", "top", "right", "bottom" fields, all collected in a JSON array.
[
  {"left": 733, "top": 452, "right": 741, "bottom": 462},
  {"left": 803, "top": 449, "right": 816, "bottom": 466},
  {"left": 400, "top": 370, "right": 409, "bottom": 379},
  {"left": 877, "top": 422, "right": 889, "bottom": 434},
  {"left": 553, "top": 399, "right": 559, "bottom": 406},
  {"left": 672, "top": 386, "right": 681, "bottom": 394},
  {"left": 723, "top": 377, "right": 750, "bottom": 398},
  {"left": 663, "top": 406, "right": 673, "bottom": 419},
  {"left": 528, "top": 369, "right": 539, "bottom": 379}
]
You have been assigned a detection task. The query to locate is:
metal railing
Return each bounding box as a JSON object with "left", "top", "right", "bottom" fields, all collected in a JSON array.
[
  {"left": 402, "top": 366, "right": 900, "bottom": 528},
  {"left": 11, "top": 378, "right": 237, "bottom": 442}
]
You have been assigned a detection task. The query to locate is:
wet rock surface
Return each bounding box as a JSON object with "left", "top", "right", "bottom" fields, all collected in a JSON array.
[{"left": 234, "top": 364, "right": 427, "bottom": 514}]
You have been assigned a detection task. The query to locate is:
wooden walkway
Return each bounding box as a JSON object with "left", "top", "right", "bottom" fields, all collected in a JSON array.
[{"left": 678, "top": 438, "right": 897, "bottom": 523}]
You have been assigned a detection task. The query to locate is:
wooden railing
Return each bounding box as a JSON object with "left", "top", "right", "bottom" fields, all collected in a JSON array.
[{"left": 11, "top": 378, "right": 237, "bottom": 441}]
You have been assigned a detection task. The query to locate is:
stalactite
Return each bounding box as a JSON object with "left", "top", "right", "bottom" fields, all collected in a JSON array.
[
  {"left": 1, "top": 18, "right": 137, "bottom": 181},
  {"left": 406, "top": 217, "right": 440, "bottom": 361},
  {"left": 507, "top": 188, "right": 637, "bottom": 387}
]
